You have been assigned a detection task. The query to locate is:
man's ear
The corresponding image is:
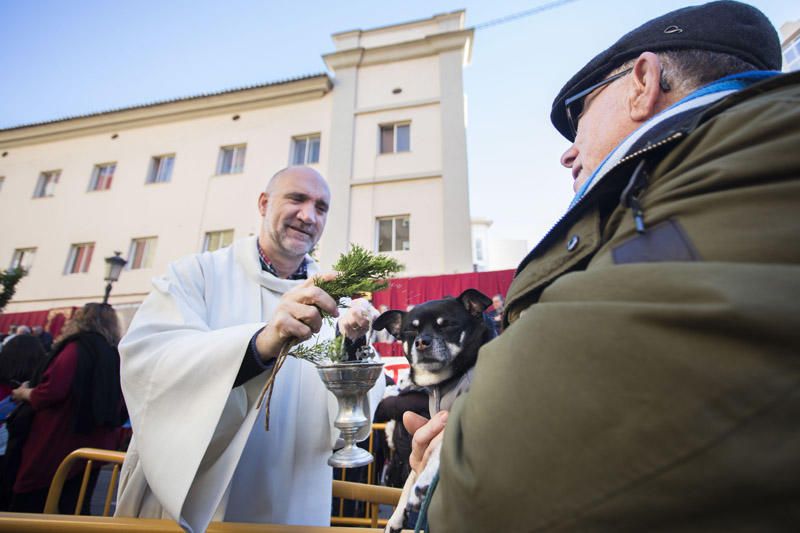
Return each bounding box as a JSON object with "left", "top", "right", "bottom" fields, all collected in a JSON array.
[
  {"left": 628, "top": 52, "right": 664, "bottom": 123},
  {"left": 258, "top": 192, "right": 269, "bottom": 216},
  {"left": 373, "top": 310, "right": 405, "bottom": 339}
]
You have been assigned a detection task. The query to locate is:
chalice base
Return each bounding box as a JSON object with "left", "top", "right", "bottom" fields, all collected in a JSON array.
[{"left": 328, "top": 443, "right": 374, "bottom": 468}]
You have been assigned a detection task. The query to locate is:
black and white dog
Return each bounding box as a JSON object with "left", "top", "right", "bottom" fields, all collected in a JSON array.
[{"left": 373, "top": 289, "right": 494, "bottom": 532}]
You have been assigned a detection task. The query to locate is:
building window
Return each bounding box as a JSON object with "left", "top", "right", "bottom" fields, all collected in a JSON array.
[
  {"left": 89, "top": 163, "right": 116, "bottom": 191},
  {"left": 475, "top": 238, "right": 485, "bottom": 262},
  {"left": 785, "top": 39, "right": 800, "bottom": 71},
  {"left": 379, "top": 123, "right": 410, "bottom": 154},
  {"left": 146, "top": 154, "right": 175, "bottom": 184},
  {"left": 291, "top": 134, "right": 321, "bottom": 165},
  {"left": 203, "top": 230, "right": 234, "bottom": 252},
  {"left": 33, "top": 170, "right": 60, "bottom": 198},
  {"left": 377, "top": 216, "right": 410, "bottom": 252},
  {"left": 0, "top": 176, "right": 4, "bottom": 192},
  {"left": 64, "top": 243, "right": 95, "bottom": 274},
  {"left": 10, "top": 247, "right": 36, "bottom": 271},
  {"left": 127, "top": 237, "right": 157, "bottom": 270},
  {"left": 217, "top": 145, "right": 247, "bottom": 174}
]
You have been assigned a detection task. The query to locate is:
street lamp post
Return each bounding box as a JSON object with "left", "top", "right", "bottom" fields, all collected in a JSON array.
[{"left": 103, "top": 251, "right": 127, "bottom": 304}]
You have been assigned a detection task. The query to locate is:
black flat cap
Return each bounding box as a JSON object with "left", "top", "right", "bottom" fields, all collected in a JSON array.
[{"left": 551, "top": 1, "right": 781, "bottom": 141}]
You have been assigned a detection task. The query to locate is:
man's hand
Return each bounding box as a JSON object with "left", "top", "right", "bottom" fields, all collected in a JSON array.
[
  {"left": 338, "top": 297, "right": 379, "bottom": 340},
  {"left": 404, "top": 410, "right": 448, "bottom": 475},
  {"left": 255, "top": 274, "right": 339, "bottom": 362}
]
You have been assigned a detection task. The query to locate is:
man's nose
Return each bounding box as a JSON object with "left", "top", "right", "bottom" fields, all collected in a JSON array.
[
  {"left": 297, "top": 203, "right": 316, "bottom": 223},
  {"left": 561, "top": 144, "right": 578, "bottom": 168}
]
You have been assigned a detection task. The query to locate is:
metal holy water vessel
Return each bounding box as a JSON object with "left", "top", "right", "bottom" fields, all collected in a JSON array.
[{"left": 317, "top": 361, "right": 383, "bottom": 468}]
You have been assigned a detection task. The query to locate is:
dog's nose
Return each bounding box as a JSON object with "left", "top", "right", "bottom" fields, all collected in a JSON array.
[{"left": 414, "top": 335, "right": 431, "bottom": 351}]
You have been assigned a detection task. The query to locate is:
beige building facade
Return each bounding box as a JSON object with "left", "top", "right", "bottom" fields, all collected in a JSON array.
[
  {"left": 781, "top": 19, "right": 800, "bottom": 71},
  {"left": 0, "top": 12, "right": 474, "bottom": 320}
]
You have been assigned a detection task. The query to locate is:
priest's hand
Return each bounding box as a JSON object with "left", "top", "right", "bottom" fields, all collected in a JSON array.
[
  {"left": 255, "top": 274, "right": 339, "bottom": 362},
  {"left": 339, "top": 297, "right": 379, "bottom": 340}
]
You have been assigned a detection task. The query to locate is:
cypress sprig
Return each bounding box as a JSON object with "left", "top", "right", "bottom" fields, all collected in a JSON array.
[
  {"left": 291, "top": 334, "right": 345, "bottom": 365},
  {"left": 314, "top": 243, "right": 404, "bottom": 306},
  {"left": 260, "top": 245, "right": 403, "bottom": 429},
  {"left": 289, "top": 244, "right": 403, "bottom": 364}
]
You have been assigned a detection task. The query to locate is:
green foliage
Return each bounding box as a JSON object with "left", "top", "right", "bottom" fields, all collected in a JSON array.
[
  {"left": 0, "top": 268, "right": 26, "bottom": 314},
  {"left": 315, "top": 243, "right": 404, "bottom": 306},
  {"left": 291, "top": 244, "right": 404, "bottom": 365},
  {"left": 291, "top": 334, "right": 344, "bottom": 365}
]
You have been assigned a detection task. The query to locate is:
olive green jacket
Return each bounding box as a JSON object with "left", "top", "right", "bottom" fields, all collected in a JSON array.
[{"left": 430, "top": 72, "right": 800, "bottom": 532}]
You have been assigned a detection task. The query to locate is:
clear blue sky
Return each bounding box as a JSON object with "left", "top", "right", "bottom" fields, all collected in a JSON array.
[{"left": 1, "top": 0, "right": 795, "bottom": 244}]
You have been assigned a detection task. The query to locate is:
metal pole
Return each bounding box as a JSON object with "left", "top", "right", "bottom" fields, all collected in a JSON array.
[{"left": 103, "top": 282, "right": 113, "bottom": 304}]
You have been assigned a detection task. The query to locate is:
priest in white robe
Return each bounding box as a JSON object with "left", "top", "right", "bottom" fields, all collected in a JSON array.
[{"left": 115, "top": 166, "right": 385, "bottom": 532}]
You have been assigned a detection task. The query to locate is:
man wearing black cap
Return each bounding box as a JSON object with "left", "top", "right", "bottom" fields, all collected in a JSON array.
[{"left": 404, "top": 2, "right": 800, "bottom": 531}]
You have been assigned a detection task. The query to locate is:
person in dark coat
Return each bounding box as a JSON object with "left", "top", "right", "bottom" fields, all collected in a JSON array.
[
  {"left": 374, "top": 384, "right": 430, "bottom": 488},
  {"left": 412, "top": 3, "right": 800, "bottom": 531},
  {"left": 9, "top": 303, "right": 125, "bottom": 514},
  {"left": 0, "top": 334, "right": 47, "bottom": 510},
  {"left": 32, "top": 326, "right": 53, "bottom": 353},
  {"left": 0, "top": 334, "right": 47, "bottom": 400}
]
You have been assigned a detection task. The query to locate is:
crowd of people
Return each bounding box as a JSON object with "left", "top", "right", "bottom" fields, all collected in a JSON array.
[
  {"left": 0, "top": 1, "right": 797, "bottom": 531},
  {"left": 0, "top": 304, "right": 126, "bottom": 514}
]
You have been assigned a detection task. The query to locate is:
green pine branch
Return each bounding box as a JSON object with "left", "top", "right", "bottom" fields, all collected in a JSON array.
[
  {"left": 315, "top": 243, "right": 404, "bottom": 306},
  {"left": 290, "top": 244, "right": 403, "bottom": 365}
]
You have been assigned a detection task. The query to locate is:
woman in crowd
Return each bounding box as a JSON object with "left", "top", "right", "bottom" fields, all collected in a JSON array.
[
  {"left": 9, "top": 303, "right": 125, "bottom": 514},
  {"left": 0, "top": 333, "right": 47, "bottom": 401},
  {"left": 0, "top": 334, "right": 47, "bottom": 510}
]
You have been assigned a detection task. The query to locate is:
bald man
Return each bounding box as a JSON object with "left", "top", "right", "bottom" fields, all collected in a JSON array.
[{"left": 116, "top": 167, "right": 384, "bottom": 531}]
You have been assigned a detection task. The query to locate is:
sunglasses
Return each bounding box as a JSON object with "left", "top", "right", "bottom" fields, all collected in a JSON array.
[{"left": 564, "top": 68, "right": 633, "bottom": 139}]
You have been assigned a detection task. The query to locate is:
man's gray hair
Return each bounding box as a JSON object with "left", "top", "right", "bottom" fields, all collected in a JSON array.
[{"left": 611, "top": 49, "right": 759, "bottom": 96}]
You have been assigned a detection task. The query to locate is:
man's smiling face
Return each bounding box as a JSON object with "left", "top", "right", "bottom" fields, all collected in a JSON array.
[{"left": 259, "top": 166, "right": 330, "bottom": 262}]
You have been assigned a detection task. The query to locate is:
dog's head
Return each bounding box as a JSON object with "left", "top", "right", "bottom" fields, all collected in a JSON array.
[{"left": 373, "top": 289, "right": 493, "bottom": 387}]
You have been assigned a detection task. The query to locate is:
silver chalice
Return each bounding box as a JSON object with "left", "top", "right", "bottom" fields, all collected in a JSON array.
[{"left": 317, "top": 361, "right": 383, "bottom": 468}]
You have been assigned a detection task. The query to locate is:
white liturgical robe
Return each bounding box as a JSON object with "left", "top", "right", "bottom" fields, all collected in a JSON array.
[{"left": 115, "top": 236, "right": 384, "bottom": 532}]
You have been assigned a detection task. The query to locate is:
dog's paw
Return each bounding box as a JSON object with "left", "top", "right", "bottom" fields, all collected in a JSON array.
[
  {"left": 385, "top": 522, "right": 403, "bottom": 533},
  {"left": 385, "top": 509, "right": 405, "bottom": 533}
]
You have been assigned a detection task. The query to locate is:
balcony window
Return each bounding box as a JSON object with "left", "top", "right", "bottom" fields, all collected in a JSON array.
[
  {"left": 379, "top": 123, "right": 410, "bottom": 154},
  {"left": 64, "top": 243, "right": 95, "bottom": 274},
  {"left": 203, "top": 230, "right": 234, "bottom": 252},
  {"left": 89, "top": 163, "right": 116, "bottom": 191},
  {"left": 127, "top": 237, "right": 157, "bottom": 270},
  {"left": 291, "top": 134, "right": 320, "bottom": 165},
  {"left": 146, "top": 155, "right": 175, "bottom": 184},
  {"left": 377, "top": 216, "right": 410, "bottom": 252},
  {"left": 34, "top": 170, "right": 60, "bottom": 198},
  {"left": 217, "top": 145, "right": 247, "bottom": 174},
  {"left": 10, "top": 247, "right": 36, "bottom": 271}
]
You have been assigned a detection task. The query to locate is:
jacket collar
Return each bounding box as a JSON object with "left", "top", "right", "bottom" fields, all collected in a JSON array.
[{"left": 517, "top": 71, "right": 798, "bottom": 275}]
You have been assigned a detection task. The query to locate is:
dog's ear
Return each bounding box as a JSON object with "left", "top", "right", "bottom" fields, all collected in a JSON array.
[
  {"left": 373, "top": 310, "right": 405, "bottom": 339},
  {"left": 457, "top": 289, "right": 493, "bottom": 318}
]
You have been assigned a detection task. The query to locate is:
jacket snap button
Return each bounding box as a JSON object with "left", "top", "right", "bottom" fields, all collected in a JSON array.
[{"left": 567, "top": 235, "right": 580, "bottom": 251}]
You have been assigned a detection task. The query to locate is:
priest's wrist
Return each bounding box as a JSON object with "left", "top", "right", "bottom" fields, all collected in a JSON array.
[{"left": 254, "top": 324, "right": 280, "bottom": 363}]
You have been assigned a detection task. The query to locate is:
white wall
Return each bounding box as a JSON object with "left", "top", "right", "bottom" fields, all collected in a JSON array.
[
  {"left": 0, "top": 11, "right": 474, "bottom": 314},
  {"left": 0, "top": 95, "right": 334, "bottom": 311}
]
